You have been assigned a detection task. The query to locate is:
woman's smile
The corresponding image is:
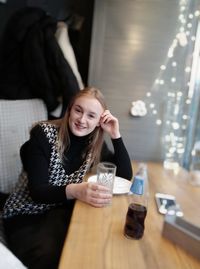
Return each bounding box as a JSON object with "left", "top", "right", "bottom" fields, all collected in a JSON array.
[{"left": 74, "top": 122, "right": 86, "bottom": 130}]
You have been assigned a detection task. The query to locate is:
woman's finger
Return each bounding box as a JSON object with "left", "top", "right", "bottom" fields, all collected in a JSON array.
[
  {"left": 88, "top": 183, "right": 111, "bottom": 193},
  {"left": 89, "top": 197, "right": 112, "bottom": 207}
]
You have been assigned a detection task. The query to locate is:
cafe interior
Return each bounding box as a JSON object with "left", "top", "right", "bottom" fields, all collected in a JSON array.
[{"left": 0, "top": 0, "right": 200, "bottom": 268}]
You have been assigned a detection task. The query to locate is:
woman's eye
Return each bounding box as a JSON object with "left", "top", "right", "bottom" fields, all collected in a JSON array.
[
  {"left": 88, "top": 114, "right": 95, "bottom": 119},
  {"left": 75, "top": 108, "right": 81, "bottom": 113}
]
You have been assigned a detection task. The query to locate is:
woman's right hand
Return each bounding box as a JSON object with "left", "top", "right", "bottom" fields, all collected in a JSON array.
[{"left": 65, "top": 182, "right": 112, "bottom": 208}]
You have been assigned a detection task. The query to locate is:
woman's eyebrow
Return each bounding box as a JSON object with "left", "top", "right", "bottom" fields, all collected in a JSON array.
[
  {"left": 74, "top": 104, "right": 82, "bottom": 109},
  {"left": 74, "top": 104, "right": 97, "bottom": 116},
  {"left": 88, "top": 111, "right": 98, "bottom": 116}
]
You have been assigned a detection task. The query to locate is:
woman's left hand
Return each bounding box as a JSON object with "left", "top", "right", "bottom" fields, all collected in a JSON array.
[
  {"left": 65, "top": 182, "right": 112, "bottom": 207},
  {"left": 100, "top": 110, "right": 121, "bottom": 139}
]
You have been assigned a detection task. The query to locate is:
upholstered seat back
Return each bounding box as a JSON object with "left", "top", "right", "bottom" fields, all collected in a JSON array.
[{"left": 0, "top": 99, "right": 47, "bottom": 193}]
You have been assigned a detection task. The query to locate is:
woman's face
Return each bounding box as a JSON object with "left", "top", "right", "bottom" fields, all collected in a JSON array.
[{"left": 69, "top": 95, "right": 104, "bottom": 136}]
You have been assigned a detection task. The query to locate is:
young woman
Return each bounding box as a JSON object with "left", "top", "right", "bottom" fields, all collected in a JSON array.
[{"left": 3, "top": 87, "right": 132, "bottom": 269}]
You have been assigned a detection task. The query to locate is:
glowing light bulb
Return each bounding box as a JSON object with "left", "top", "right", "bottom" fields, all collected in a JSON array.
[
  {"left": 185, "top": 67, "right": 191, "bottom": 73},
  {"left": 150, "top": 103, "right": 155, "bottom": 108},
  {"left": 160, "top": 65, "right": 166, "bottom": 70},
  {"left": 171, "top": 77, "right": 176, "bottom": 83},
  {"left": 169, "top": 147, "right": 176, "bottom": 154},
  {"left": 177, "top": 32, "right": 188, "bottom": 46},
  {"left": 159, "top": 80, "right": 164, "bottom": 85},
  {"left": 168, "top": 92, "right": 172, "bottom": 97},
  {"left": 156, "top": 119, "right": 162, "bottom": 125},
  {"left": 181, "top": 18, "right": 186, "bottom": 24},
  {"left": 182, "top": 115, "right": 188, "bottom": 120},
  {"left": 177, "top": 91, "right": 182, "bottom": 97},
  {"left": 177, "top": 143, "right": 183, "bottom": 148},
  {"left": 172, "top": 122, "right": 180, "bottom": 130},
  {"left": 186, "top": 99, "right": 191, "bottom": 104},
  {"left": 179, "top": 14, "right": 184, "bottom": 20},
  {"left": 168, "top": 48, "right": 174, "bottom": 58},
  {"left": 146, "top": 92, "right": 151, "bottom": 97},
  {"left": 172, "top": 61, "right": 177, "bottom": 67},
  {"left": 180, "top": 6, "right": 186, "bottom": 12}
]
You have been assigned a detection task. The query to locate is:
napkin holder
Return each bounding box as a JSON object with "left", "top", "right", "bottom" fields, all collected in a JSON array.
[{"left": 162, "top": 214, "right": 200, "bottom": 260}]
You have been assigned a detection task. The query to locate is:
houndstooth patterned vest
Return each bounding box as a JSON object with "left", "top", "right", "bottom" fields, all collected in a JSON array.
[{"left": 3, "top": 123, "right": 91, "bottom": 218}]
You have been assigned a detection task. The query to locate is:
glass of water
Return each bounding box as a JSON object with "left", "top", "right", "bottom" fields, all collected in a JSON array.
[{"left": 96, "top": 162, "right": 116, "bottom": 196}]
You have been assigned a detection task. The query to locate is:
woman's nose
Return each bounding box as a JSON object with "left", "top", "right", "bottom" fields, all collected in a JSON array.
[{"left": 78, "top": 113, "right": 86, "bottom": 122}]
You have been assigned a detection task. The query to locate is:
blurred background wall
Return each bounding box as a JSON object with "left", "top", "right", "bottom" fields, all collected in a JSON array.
[
  {"left": 89, "top": 0, "right": 200, "bottom": 167},
  {"left": 0, "top": 0, "right": 200, "bottom": 168}
]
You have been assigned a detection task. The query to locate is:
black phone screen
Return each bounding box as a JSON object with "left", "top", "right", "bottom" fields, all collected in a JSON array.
[{"left": 155, "top": 194, "right": 176, "bottom": 214}]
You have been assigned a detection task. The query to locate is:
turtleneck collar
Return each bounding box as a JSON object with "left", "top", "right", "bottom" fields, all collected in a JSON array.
[{"left": 68, "top": 128, "right": 91, "bottom": 145}]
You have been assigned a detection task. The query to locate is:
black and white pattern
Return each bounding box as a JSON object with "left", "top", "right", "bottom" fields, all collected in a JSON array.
[{"left": 3, "top": 123, "right": 91, "bottom": 218}]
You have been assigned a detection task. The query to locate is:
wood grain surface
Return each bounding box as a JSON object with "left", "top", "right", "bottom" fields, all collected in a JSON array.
[{"left": 59, "top": 162, "right": 200, "bottom": 269}]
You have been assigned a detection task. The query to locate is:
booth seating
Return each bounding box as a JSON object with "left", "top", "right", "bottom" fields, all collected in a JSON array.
[{"left": 0, "top": 99, "right": 47, "bottom": 267}]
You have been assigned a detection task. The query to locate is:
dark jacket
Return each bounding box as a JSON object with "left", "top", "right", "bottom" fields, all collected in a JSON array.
[{"left": 0, "top": 7, "right": 80, "bottom": 116}]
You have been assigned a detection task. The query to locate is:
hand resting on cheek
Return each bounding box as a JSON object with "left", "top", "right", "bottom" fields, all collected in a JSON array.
[{"left": 100, "top": 110, "right": 121, "bottom": 139}]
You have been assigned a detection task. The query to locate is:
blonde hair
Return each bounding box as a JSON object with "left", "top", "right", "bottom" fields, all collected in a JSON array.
[{"left": 57, "top": 87, "right": 107, "bottom": 165}]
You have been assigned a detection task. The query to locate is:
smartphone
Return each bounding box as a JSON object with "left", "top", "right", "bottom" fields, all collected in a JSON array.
[{"left": 155, "top": 193, "right": 183, "bottom": 216}]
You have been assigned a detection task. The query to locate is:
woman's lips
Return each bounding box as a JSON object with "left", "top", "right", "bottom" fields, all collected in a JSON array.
[{"left": 75, "top": 123, "right": 86, "bottom": 129}]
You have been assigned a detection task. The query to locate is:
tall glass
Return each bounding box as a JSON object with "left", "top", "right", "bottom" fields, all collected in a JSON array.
[{"left": 97, "top": 162, "right": 116, "bottom": 197}]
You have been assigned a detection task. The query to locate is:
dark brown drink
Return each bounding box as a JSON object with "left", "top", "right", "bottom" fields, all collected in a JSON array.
[{"left": 124, "top": 203, "right": 147, "bottom": 239}]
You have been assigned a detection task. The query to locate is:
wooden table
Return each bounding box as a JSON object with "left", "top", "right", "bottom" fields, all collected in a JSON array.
[{"left": 59, "top": 162, "right": 200, "bottom": 269}]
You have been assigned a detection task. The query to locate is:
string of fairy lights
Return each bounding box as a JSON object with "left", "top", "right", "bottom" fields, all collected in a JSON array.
[
  {"left": 132, "top": 0, "right": 200, "bottom": 168},
  {"left": 146, "top": 1, "right": 199, "bottom": 122}
]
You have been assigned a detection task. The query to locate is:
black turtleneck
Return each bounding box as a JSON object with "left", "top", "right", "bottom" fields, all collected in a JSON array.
[
  {"left": 20, "top": 124, "right": 132, "bottom": 204},
  {"left": 63, "top": 129, "right": 90, "bottom": 175}
]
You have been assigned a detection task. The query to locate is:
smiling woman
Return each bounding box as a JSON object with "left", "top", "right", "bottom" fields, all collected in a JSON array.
[
  {"left": 69, "top": 94, "right": 105, "bottom": 136},
  {"left": 2, "top": 87, "right": 132, "bottom": 269}
]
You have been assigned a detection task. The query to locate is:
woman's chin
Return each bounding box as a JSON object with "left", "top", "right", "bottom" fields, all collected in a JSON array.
[{"left": 72, "top": 128, "right": 89, "bottom": 137}]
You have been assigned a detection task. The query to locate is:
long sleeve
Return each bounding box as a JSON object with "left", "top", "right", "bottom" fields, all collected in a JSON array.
[
  {"left": 100, "top": 138, "right": 133, "bottom": 180},
  {"left": 20, "top": 125, "right": 67, "bottom": 204}
]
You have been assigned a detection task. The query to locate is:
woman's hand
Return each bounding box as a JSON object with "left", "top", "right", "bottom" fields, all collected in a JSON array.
[
  {"left": 100, "top": 110, "right": 121, "bottom": 139},
  {"left": 65, "top": 182, "right": 112, "bottom": 207}
]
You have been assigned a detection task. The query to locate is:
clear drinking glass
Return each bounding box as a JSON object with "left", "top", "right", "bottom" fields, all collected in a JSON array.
[{"left": 96, "top": 162, "right": 116, "bottom": 195}]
